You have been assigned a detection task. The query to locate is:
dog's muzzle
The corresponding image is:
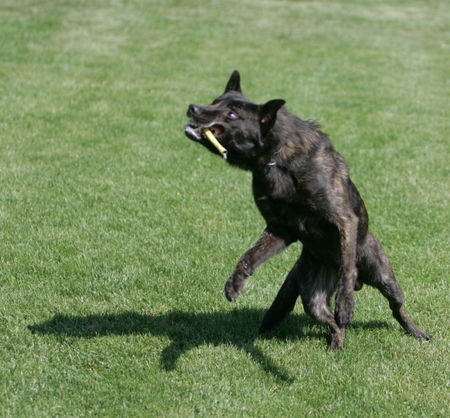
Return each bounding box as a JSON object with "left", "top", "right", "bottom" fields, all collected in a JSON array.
[
  {"left": 184, "top": 124, "right": 202, "bottom": 141},
  {"left": 184, "top": 122, "right": 225, "bottom": 142}
]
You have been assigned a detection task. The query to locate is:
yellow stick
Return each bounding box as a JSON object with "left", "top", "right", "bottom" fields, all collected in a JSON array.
[{"left": 203, "top": 129, "right": 228, "bottom": 159}]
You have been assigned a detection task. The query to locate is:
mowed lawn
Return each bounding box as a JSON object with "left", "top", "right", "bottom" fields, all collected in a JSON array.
[{"left": 0, "top": 0, "right": 448, "bottom": 416}]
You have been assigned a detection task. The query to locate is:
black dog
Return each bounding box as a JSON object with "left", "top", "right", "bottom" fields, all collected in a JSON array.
[{"left": 184, "top": 71, "right": 429, "bottom": 349}]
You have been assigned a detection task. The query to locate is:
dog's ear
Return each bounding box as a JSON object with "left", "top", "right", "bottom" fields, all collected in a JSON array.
[
  {"left": 259, "top": 99, "right": 285, "bottom": 135},
  {"left": 224, "top": 70, "right": 242, "bottom": 93}
]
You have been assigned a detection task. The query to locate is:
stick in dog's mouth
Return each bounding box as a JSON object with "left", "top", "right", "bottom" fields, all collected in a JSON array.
[{"left": 203, "top": 128, "right": 228, "bottom": 159}]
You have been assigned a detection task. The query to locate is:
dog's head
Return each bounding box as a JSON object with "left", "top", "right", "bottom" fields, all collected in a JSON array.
[{"left": 184, "top": 71, "right": 285, "bottom": 169}]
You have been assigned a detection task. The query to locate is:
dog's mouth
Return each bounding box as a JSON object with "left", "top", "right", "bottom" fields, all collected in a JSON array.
[{"left": 184, "top": 122, "right": 225, "bottom": 142}]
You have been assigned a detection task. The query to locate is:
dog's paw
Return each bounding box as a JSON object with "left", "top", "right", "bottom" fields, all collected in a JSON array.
[
  {"left": 328, "top": 333, "right": 344, "bottom": 351},
  {"left": 224, "top": 276, "right": 244, "bottom": 302},
  {"left": 335, "top": 290, "right": 355, "bottom": 327},
  {"left": 258, "top": 314, "right": 274, "bottom": 334},
  {"left": 409, "top": 326, "right": 431, "bottom": 341}
]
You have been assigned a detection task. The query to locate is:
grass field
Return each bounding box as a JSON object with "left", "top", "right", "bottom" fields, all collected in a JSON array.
[{"left": 1, "top": 0, "right": 449, "bottom": 416}]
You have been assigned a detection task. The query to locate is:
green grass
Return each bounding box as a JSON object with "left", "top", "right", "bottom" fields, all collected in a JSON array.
[{"left": 1, "top": 0, "right": 449, "bottom": 416}]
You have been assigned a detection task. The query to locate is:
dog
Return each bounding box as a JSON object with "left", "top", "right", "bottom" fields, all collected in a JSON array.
[{"left": 183, "top": 70, "right": 429, "bottom": 349}]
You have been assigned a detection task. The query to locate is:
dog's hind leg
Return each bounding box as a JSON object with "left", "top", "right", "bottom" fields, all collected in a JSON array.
[
  {"left": 296, "top": 252, "right": 344, "bottom": 350},
  {"left": 354, "top": 279, "right": 364, "bottom": 291},
  {"left": 358, "top": 233, "right": 430, "bottom": 340},
  {"left": 334, "top": 215, "right": 359, "bottom": 329},
  {"left": 260, "top": 249, "right": 345, "bottom": 349},
  {"left": 259, "top": 260, "right": 300, "bottom": 334}
]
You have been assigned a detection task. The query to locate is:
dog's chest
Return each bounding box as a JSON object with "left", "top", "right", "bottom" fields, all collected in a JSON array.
[
  {"left": 252, "top": 165, "right": 299, "bottom": 223},
  {"left": 252, "top": 166, "right": 338, "bottom": 250},
  {"left": 254, "top": 164, "right": 296, "bottom": 201}
]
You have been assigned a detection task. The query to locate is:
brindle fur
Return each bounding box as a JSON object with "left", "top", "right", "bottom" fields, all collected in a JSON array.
[{"left": 184, "top": 71, "right": 429, "bottom": 349}]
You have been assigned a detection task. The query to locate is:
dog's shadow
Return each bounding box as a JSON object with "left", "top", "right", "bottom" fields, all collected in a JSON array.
[{"left": 28, "top": 308, "right": 390, "bottom": 383}]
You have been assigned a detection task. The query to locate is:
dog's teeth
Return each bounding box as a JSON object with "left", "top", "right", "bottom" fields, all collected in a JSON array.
[{"left": 184, "top": 124, "right": 202, "bottom": 141}]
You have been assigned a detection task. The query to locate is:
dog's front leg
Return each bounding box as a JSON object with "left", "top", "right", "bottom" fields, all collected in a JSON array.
[
  {"left": 225, "top": 230, "right": 290, "bottom": 301},
  {"left": 335, "top": 216, "right": 359, "bottom": 327}
]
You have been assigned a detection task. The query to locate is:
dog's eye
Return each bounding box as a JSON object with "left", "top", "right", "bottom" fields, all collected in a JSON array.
[{"left": 227, "top": 111, "right": 239, "bottom": 120}]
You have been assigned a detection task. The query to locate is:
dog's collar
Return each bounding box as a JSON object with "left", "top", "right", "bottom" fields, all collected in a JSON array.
[
  {"left": 266, "top": 159, "right": 288, "bottom": 172},
  {"left": 266, "top": 150, "right": 282, "bottom": 168}
]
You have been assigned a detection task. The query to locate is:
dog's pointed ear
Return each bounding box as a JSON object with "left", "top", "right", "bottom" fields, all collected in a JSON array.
[
  {"left": 224, "top": 70, "right": 242, "bottom": 93},
  {"left": 260, "top": 99, "right": 285, "bottom": 135}
]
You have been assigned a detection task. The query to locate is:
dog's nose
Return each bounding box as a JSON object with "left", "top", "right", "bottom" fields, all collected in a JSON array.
[{"left": 188, "top": 104, "right": 200, "bottom": 115}]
